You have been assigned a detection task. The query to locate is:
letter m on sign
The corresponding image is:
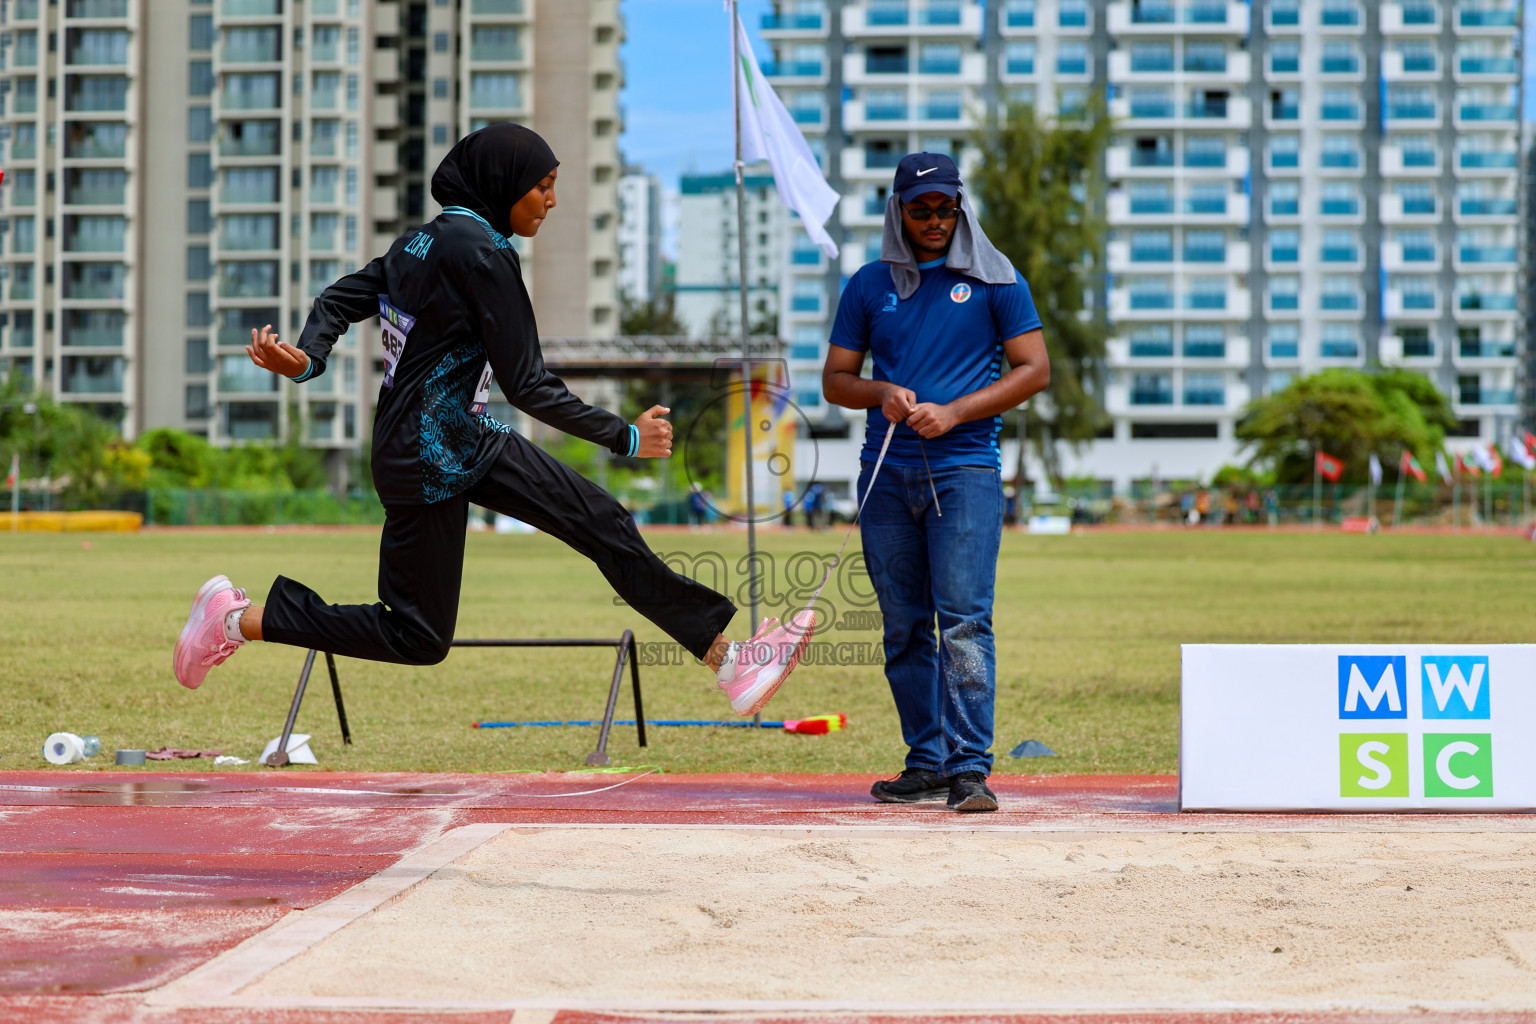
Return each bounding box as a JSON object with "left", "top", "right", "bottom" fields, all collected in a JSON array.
[{"left": 1338, "top": 655, "right": 1407, "bottom": 719}]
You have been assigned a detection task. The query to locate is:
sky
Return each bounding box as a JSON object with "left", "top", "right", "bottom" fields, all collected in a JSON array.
[{"left": 621, "top": 0, "right": 773, "bottom": 188}]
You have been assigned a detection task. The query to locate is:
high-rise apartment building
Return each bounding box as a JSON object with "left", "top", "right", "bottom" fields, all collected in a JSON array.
[
  {"left": 673, "top": 169, "right": 783, "bottom": 337},
  {"left": 0, "top": 0, "right": 621, "bottom": 471},
  {"left": 761, "top": 0, "right": 1524, "bottom": 493},
  {"left": 617, "top": 167, "right": 661, "bottom": 305}
]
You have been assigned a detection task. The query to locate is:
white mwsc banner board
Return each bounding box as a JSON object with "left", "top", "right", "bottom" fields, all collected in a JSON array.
[{"left": 1181, "top": 645, "right": 1536, "bottom": 812}]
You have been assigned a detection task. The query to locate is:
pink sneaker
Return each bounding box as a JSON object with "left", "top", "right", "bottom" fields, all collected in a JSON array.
[
  {"left": 715, "top": 609, "right": 817, "bottom": 716},
  {"left": 173, "top": 575, "right": 250, "bottom": 690}
]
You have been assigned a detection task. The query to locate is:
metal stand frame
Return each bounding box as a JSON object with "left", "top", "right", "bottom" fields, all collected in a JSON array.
[{"left": 264, "top": 631, "right": 645, "bottom": 768}]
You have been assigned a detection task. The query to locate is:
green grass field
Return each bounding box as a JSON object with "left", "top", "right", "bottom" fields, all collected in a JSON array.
[{"left": 2, "top": 528, "right": 1532, "bottom": 776}]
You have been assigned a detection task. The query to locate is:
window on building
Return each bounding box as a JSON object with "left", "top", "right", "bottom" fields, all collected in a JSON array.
[{"left": 189, "top": 61, "right": 214, "bottom": 96}]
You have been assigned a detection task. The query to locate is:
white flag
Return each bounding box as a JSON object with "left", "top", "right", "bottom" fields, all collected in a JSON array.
[
  {"left": 1435, "top": 450, "right": 1452, "bottom": 482},
  {"left": 1506, "top": 435, "right": 1536, "bottom": 470},
  {"left": 1368, "top": 453, "right": 1382, "bottom": 487},
  {"left": 734, "top": 14, "right": 840, "bottom": 257},
  {"left": 1471, "top": 444, "right": 1497, "bottom": 473}
]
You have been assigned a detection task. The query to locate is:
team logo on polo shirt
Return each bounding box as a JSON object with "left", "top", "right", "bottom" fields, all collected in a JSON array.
[{"left": 950, "top": 283, "right": 972, "bottom": 304}]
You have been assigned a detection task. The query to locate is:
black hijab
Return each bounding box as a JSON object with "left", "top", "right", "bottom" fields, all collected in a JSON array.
[{"left": 430, "top": 122, "right": 559, "bottom": 238}]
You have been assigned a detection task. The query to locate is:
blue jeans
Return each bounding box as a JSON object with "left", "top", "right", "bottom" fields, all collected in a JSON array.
[{"left": 857, "top": 461, "right": 1003, "bottom": 777}]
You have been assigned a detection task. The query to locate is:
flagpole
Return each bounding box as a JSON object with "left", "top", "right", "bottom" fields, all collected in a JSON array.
[
  {"left": 1453, "top": 461, "right": 1460, "bottom": 531},
  {"left": 1312, "top": 450, "right": 1320, "bottom": 530},
  {"left": 1392, "top": 455, "right": 1405, "bottom": 530},
  {"left": 730, "top": 0, "right": 761, "bottom": 653},
  {"left": 8, "top": 453, "right": 17, "bottom": 533}
]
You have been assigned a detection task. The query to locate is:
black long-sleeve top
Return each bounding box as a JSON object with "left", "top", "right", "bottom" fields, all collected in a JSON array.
[{"left": 291, "top": 208, "right": 634, "bottom": 506}]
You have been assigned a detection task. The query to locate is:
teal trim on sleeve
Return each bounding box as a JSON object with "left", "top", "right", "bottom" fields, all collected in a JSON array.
[
  {"left": 628, "top": 424, "right": 640, "bottom": 457},
  {"left": 289, "top": 359, "right": 319, "bottom": 384}
]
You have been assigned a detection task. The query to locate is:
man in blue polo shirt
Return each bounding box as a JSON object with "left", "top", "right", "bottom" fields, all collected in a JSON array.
[{"left": 823, "top": 153, "right": 1050, "bottom": 812}]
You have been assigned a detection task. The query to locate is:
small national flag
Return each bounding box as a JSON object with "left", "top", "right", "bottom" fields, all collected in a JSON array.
[
  {"left": 1487, "top": 444, "right": 1504, "bottom": 478},
  {"left": 1402, "top": 450, "right": 1427, "bottom": 483},
  {"left": 1368, "top": 453, "right": 1382, "bottom": 487},
  {"left": 1470, "top": 446, "right": 1497, "bottom": 475},
  {"left": 1434, "top": 450, "right": 1452, "bottom": 482},
  {"left": 1459, "top": 453, "right": 1481, "bottom": 478},
  {"left": 4, "top": 453, "right": 16, "bottom": 489},
  {"left": 1506, "top": 435, "right": 1536, "bottom": 471},
  {"left": 1524, "top": 431, "right": 1536, "bottom": 458},
  {"left": 1315, "top": 450, "right": 1344, "bottom": 483}
]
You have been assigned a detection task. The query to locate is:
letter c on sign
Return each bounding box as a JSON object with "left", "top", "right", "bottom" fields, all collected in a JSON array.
[
  {"left": 1434, "top": 741, "right": 1481, "bottom": 791},
  {"left": 1355, "top": 741, "right": 1393, "bottom": 790}
]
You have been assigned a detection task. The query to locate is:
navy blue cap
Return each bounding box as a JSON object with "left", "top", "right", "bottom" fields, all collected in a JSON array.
[{"left": 893, "top": 152, "right": 961, "bottom": 204}]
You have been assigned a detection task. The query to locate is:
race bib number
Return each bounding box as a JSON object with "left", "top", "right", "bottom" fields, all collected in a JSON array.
[
  {"left": 470, "top": 362, "right": 493, "bottom": 415},
  {"left": 378, "top": 295, "right": 414, "bottom": 388}
]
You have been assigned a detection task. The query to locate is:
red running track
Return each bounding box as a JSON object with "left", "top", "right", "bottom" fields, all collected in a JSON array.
[{"left": 1, "top": 771, "right": 1531, "bottom": 1024}]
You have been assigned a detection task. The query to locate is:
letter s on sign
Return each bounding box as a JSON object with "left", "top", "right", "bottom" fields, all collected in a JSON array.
[{"left": 1355, "top": 741, "right": 1393, "bottom": 790}]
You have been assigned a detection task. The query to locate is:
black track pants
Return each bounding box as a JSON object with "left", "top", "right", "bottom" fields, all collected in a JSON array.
[{"left": 262, "top": 431, "right": 737, "bottom": 664}]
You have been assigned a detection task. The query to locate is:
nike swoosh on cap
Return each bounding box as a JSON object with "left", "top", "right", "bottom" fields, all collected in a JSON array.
[{"left": 915, "top": 167, "right": 937, "bottom": 176}]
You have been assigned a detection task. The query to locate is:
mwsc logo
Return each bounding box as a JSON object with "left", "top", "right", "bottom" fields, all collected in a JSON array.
[{"left": 1337, "top": 655, "right": 1492, "bottom": 798}]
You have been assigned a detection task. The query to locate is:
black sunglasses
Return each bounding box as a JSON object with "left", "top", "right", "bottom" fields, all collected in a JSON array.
[{"left": 902, "top": 202, "right": 960, "bottom": 222}]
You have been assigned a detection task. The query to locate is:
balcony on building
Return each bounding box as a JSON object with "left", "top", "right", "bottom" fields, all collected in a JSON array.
[
  {"left": 62, "top": 309, "right": 125, "bottom": 348},
  {"left": 1130, "top": 374, "right": 1175, "bottom": 405},
  {"left": 1455, "top": 244, "right": 1518, "bottom": 267},
  {"left": 1380, "top": 328, "right": 1437, "bottom": 363},
  {"left": 1381, "top": 1, "right": 1440, "bottom": 33},
  {"left": 1383, "top": 50, "right": 1439, "bottom": 78},
  {"left": 845, "top": 1, "right": 980, "bottom": 35},
  {"left": 1456, "top": 54, "right": 1519, "bottom": 80},
  {"left": 1381, "top": 142, "right": 1439, "bottom": 175},
  {"left": 221, "top": 26, "right": 282, "bottom": 64},
  {"left": 61, "top": 355, "right": 124, "bottom": 396},
  {"left": 1383, "top": 241, "right": 1441, "bottom": 271},
  {"left": 1456, "top": 102, "right": 1518, "bottom": 125},
  {"left": 1457, "top": 196, "right": 1519, "bottom": 220},
  {"left": 1319, "top": 1, "right": 1362, "bottom": 29},
  {"left": 219, "top": 119, "right": 281, "bottom": 158},
  {"left": 763, "top": 58, "right": 826, "bottom": 79},
  {"left": 63, "top": 261, "right": 126, "bottom": 301},
  {"left": 1456, "top": 6, "right": 1517, "bottom": 30},
  {"left": 219, "top": 0, "right": 282, "bottom": 17},
  {"left": 1109, "top": 1, "right": 1248, "bottom": 34},
  {"left": 1004, "top": 0, "right": 1035, "bottom": 28},
  {"left": 218, "top": 307, "right": 280, "bottom": 348},
  {"left": 1381, "top": 192, "right": 1439, "bottom": 223},
  {"left": 63, "top": 168, "right": 127, "bottom": 207},
  {"left": 67, "top": 0, "right": 129, "bottom": 17},
  {"left": 761, "top": 9, "right": 824, "bottom": 32},
  {"left": 1457, "top": 147, "right": 1518, "bottom": 172},
  {"left": 1457, "top": 333, "right": 1518, "bottom": 360},
  {"left": 1457, "top": 290, "right": 1517, "bottom": 313},
  {"left": 1385, "top": 100, "right": 1440, "bottom": 127},
  {"left": 1319, "top": 99, "right": 1362, "bottom": 122},
  {"left": 1385, "top": 287, "right": 1440, "bottom": 317},
  {"left": 1321, "top": 289, "right": 1362, "bottom": 313},
  {"left": 1183, "top": 378, "right": 1227, "bottom": 406},
  {"left": 1320, "top": 338, "right": 1361, "bottom": 360},
  {"left": 1457, "top": 381, "right": 1518, "bottom": 408}
]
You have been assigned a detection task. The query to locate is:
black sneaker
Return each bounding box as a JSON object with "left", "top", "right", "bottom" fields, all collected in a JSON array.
[
  {"left": 870, "top": 767, "right": 949, "bottom": 804},
  {"left": 946, "top": 771, "right": 998, "bottom": 812}
]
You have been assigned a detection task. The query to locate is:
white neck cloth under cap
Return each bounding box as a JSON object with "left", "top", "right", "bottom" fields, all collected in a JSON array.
[{"left": 880, "top": 191, "right": 1017, "bottom": 300}]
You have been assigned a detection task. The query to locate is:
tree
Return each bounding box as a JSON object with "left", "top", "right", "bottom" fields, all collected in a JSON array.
[
  {"left": 1236, "top": 369, "right": 1459, "bottom": 485},
  {"left": 620, "top": 294, "right": 685, "bottom": 337},
  {"left": 968, "top": 97, "right": 1112, "bottom": 483}
]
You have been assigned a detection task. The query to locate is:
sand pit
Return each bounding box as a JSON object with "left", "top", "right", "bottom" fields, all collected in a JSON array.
[{"left": 236, "top": 826, "right": 1536, "bottom": 1012}]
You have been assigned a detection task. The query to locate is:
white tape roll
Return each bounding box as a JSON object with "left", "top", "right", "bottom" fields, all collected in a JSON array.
[{"left": 43, "top": 732, "right": 84, "bottom": 765}]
